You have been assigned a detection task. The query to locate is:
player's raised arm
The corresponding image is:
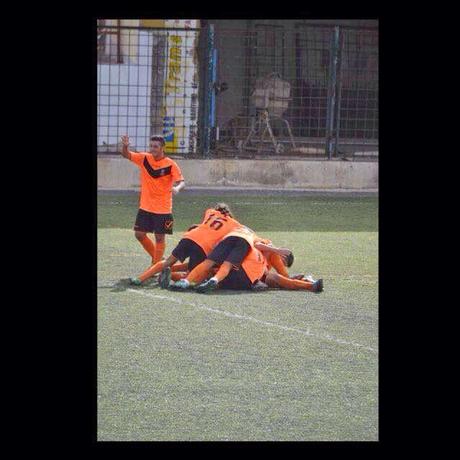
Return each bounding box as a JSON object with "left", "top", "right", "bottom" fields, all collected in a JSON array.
[{"left": 119, "top": 134, "right": 132, "bottom": 160}]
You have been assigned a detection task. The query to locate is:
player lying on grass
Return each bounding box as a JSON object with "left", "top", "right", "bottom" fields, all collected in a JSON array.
[
  {"left": 158, "top": 237, "right": 316, "bottom": 289},
  {"left": 168, "top": 225, "right": 323, "bottom": 293},
  {"left": 256, "top": 242, "right": 322, "bottom": 291},
  {"left": 129, "top": 203, "right": 241, "bottom": 285},
  {"left": 256, "top": 236, "right": 316, "bottom": 283}
]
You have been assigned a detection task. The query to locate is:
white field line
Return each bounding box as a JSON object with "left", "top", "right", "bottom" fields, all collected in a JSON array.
[{"left": 127, "top": 289, "right": 377, "bottom": 354}]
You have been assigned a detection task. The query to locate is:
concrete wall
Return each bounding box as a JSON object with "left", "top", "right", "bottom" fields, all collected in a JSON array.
[{"left": 98, "top": 156, "right": 378, "bottom": 190}]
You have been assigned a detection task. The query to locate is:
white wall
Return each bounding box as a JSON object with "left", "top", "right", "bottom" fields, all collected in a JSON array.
[{"left": 97, "top": 31, "right": 153, "bottom": 151}]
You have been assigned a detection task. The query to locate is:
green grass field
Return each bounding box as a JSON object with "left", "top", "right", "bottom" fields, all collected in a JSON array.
[{"left": 97, "top": 191, "right": 378, "bottom": 441}]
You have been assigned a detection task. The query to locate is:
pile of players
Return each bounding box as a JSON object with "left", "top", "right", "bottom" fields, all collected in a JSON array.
[{"left": 130, "top": 203, "right": 323, "bottom": 294}]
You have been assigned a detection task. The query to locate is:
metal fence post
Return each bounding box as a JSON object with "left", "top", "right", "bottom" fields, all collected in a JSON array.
[
  {"left": 325, "top": 26, "right": 340, "bottom": 159},
  {"left": 210, "top": 47, "right": 218, "bottom": 151},
  {"left": 334, "top": 28, "right": 344, "bottom": 157},
  {"left": 203, "top": 24, "right": 215, "bottom": 157}
]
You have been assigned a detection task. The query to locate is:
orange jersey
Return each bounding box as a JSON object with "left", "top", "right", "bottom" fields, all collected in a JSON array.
[
  {"left": 252, "top": 237, "right": 275, "bottom": 271},
  {"left": 129, "top": 152, "right": 184, "bottom": 214},
  {"left": 250, "top": 236, "right": 289, "bottom": 276},
  {"left": 255, "top": 238, "right": 273, "bottom": 272},
  {"left": 240, "top": 246, "right": 268, "bottom": 283},
  {"left": 224, "top": 225, "right": 258, "bottom": 246},
  {"left": 182, "top": 208, "right": 242, "bottom": 255}
]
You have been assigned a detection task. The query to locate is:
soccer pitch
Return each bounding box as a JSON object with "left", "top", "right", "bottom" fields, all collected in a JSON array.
[{"left": 97, "top": 191, "right": 378, "bottom": 441}]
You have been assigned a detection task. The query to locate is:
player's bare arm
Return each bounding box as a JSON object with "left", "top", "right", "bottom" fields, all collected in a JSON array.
[
  {"left": 254, "top": 242, "right": 292, "bottom": 263},
  {"left": 172, "top": 180, "right": 185, "bottom": 195},
  {"left": 120, "top": 134, "right": 132, "bottom": 160},
  {"left": 255, "top": 242, "right": 290, "bottom": 257}
]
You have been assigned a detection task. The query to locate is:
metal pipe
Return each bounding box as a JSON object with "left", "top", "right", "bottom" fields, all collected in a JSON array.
[
  {"left": 325, "top": 26, "right": 339, "bottom": 159},
  {"left": 116, "top": 20, "right": 122, "bottom": 63},
  {"left": 334, "top": 28, "right": 344, "bottom": 157}
]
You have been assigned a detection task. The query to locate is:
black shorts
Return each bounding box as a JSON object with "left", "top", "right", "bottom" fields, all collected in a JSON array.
[
  {"left": 134, "top": 209, "right": 174, "bottom": 234},
  {"left": 171, "top": 238, "right": 207, "bottom": 271},
  {"left": 219, "top": 267, "right": 254, "bottom": 290},
  {"left": 207, "top": 236, "right": 251, "bottom": 267}
]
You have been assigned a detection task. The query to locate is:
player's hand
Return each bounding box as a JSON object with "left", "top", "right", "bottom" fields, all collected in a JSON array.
[
  {"left": 121, "top": 135, "right": 130, "bottom": 146},
  {"left": 277, "top": 248, "right": 291, "bottom": 258},
  {"left": 172, "top": 186, "right": 179, "bottom": 195}
]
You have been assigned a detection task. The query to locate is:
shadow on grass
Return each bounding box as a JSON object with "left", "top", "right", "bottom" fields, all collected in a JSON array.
[
  {"left": 99, "top": 279, "right": 319, "bottom": 296},
  {"left": 97, "top": 278, "right": 162, "bottom": 292},
  {"left": 194, "top": 289, "right": 264, "bottom": 296},
  {"left": 100, "top": 278, "right": 266, "bottom": 295},
  {"left": 168, "top": 288, "right": 255, "bottom": 296}
]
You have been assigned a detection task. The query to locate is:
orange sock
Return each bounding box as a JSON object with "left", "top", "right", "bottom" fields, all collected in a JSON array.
[
  {"left": 214, "top": 261, "right": 233, "bottom": 283},
  {"left": 171, "top": 271, "right": 187, "bottom": 281},
  {"left": 139, "top": 235, "right": 156, "bottom": 260},
  {"left": 154, "top": 241, "right": 166, "bottom": 263},
  {"left": 171, "top": 262, "right": 188, "bottom": 272},
  {"left": 268, "top": 253, "right": 289, "bottom": 277},
  {"left": 138, "top": 260, "right": 166, "bottom": 282},
  {"left": 186, "top": 260, "right": 215, "bottom": 284},
  {"left": 274, "top": 274, "right": 314, "bottom": 290}
]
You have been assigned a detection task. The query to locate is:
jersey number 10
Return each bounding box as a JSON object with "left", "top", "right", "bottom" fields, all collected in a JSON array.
[{"left": 203, "top": 213, "right": 227, "bottom": 230}]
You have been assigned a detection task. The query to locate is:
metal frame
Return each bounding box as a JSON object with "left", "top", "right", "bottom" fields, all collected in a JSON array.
[{"left": 96, "top": 21, "right": 378, "bottom": 158}]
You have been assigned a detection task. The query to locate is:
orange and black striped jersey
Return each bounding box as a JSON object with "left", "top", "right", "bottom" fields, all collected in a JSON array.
[{"left": 129, "top": 152, "right": 183, "bottom": 214}]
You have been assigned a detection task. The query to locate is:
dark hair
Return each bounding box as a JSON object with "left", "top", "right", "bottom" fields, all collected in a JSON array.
[
  {"left": 150, "top": 135, "right": 166, "bottom": 146},
  {"left": 214, "top": 202, "right": 233, "bottom": 218},
  {"left": 286, "top": 252, "right": 294, "bottom": 268}
]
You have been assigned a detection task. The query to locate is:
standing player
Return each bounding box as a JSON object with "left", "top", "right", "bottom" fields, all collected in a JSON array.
[
  {"left": 120, "top": 134, "right": 185, "bottom": 265},
  {"left": 129, "top": 203, "right": 242, "bottom": 285}
]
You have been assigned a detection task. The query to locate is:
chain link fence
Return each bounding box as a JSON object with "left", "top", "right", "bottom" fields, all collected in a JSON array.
[{"left": 97, "top": 20, "right": 378, "bottom": 159}]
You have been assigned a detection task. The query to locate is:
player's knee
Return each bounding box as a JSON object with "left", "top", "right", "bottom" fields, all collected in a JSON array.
[
  {"left": 155, "top": 234, "right": 165, "bottom": 243},
  {"left": 135, "top": 231, "right": 146, "bottom": 241}
]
